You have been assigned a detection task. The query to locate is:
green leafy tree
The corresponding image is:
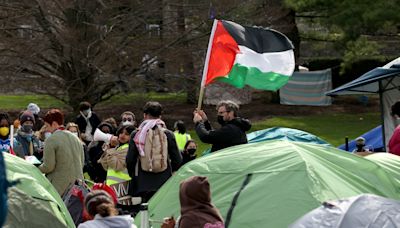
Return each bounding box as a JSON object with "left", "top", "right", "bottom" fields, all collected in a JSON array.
[
  {"left": 285, "top": 0, "right": 400, "bottom": 72},
  {"left": 285, "top": 0, "right": 400, "bottom": 40}
]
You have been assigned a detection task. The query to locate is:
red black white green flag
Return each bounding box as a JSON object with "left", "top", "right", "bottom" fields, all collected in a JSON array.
[{"left": 201, "top": 20, "right": 295, "bottom": 91}]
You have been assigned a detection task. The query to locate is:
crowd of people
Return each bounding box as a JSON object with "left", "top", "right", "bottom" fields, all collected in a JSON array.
[
  {"left": 1, "top": 99, "right": 252, "bottom": 228},
  {"left": 3, "top": 98, "right": 400, "bottom": 227}
]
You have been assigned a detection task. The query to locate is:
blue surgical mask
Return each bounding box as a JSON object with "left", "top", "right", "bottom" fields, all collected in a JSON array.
[{"left": 82, "top": 109, "right": 91, "bottom": 116}]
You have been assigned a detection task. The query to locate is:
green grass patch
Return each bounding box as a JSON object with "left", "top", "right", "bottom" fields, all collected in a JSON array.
[
  {"left": 0, "top": 92, "right": 186, "bottom": 110},
  {"left": 189, "top": 112, "right": 381, "bottom": 154},
  {"left": 98, "top": 92, "right": 186, "bottom": 106},
  {"left": 0, "top": 94, "right": 66, "bottom": 110}
]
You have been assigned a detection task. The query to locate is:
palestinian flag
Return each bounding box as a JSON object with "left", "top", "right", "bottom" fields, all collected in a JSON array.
[{"left": 202, "top": 20, "right": 295, "bottom": 91}]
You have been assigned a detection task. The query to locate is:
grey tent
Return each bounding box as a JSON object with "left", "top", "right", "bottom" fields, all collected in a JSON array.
[
  {"left": 326, "top": 57, "right": 400, "bottom": 150},
  {"left": 290, "top": 194, "right": 400, "bottom": 228}
]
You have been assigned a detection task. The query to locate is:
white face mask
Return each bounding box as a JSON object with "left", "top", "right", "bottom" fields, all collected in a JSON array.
[
  {"left": 122, "top": 121, "right": 134, "bottom": 126},
  {"left": 71, "top": 132, "right": 79, "bottom": 138}
]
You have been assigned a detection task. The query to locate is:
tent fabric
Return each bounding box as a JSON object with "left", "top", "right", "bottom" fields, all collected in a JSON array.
[
  {"left": 247, "top": 127, "right": 330, "bottom": 146},
  {"left": 289, "top": 194, "right": 400, "bottom": 228},
  {"left": 280, "top": 69, "right": 332, "bottom": 106},
  {"left": 137, "top": 140, "right": 400, "bottom": 228},
  {"left": 326, "top": 67, "right": 400, "bottom": 95},
  {"left": 326, "top": 60, "right": 400, "bottom": 150},
  {"left": 4, "top": 153, "right": 74, "bottom": 228},
  {"left": 4, "top": 187, "right": 67, "bottom": 228},
  {"left": 201, "top": 127, "right": 331, "bottom": 156},
  {"left": 338, "top": 125, "right": 384, "bottom": 152},
  {"left": 365, "top": 153, "right": 400, "bottom": 185}
]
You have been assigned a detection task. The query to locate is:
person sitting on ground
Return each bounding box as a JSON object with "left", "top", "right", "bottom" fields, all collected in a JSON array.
[
  {"left": 76, "top": 101, "right": 101, "bottom": 145},
  {"left": 78, "top": 190, "right": 137, "bottom": 228},
  {"left": 389, "top": 100, "right": 400, "bottom": 156},
  {"left": 181, "top": 140, "right": 197, "bottom": 166},
  {"left": 352, "top": 137, "right": 372, "bottom": 157},
  {"left": 0, "top": 112, "right": 12, "bottom": 153},
  {"left": 352, "top": 137, "right": 367, "bottom": 153},
  {"left": 120, "top": 111, "right": 136, "bottom": 127},
  {"left": 162, "top": 176, "right": 224, "bottom": 228},
  {"left": 193, "top": 100, "right": 251, "bottom": 152},
  {"left": 13, "top": 111, "right": 42, "bottom": 159},
  {"left": 173, "top": 120, "right": 191, "bottom": 152}
]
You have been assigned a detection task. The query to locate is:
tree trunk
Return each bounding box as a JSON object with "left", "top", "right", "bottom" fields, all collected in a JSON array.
[{"left": 176, "top": 0, "right": 197, "bottom": 104}]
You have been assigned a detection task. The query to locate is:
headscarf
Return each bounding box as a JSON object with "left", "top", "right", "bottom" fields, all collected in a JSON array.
[{"left": 179, "top": 176, "right": 224, "bottom": 228}]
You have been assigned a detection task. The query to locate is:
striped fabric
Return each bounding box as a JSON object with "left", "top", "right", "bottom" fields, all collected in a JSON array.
[{"left": 279, "top": 69, "right": 332, "bottom": 106}]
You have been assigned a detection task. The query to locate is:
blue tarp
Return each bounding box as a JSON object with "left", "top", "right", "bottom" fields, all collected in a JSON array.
[
  {"left": 326, "top": 66, "right": 400, "bottom": 96},
  {"left": 338, "top": 125, "right": 384, "bottom": 152},
  {"left": 247, "top": 127, "right": 331, "bottom": 145},
  {"left": 202, "top": 127, "right": 331, "bottom": 156}
]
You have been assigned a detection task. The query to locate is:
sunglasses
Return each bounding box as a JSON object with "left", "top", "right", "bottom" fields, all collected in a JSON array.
[{"left": 122, "top": 118, "right": 133, "bottom": 122}]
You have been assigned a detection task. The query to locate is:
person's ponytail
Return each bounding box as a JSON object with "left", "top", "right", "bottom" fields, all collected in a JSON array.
[{"left": 95, "top": 202, "right": 118, "bottom": 217}]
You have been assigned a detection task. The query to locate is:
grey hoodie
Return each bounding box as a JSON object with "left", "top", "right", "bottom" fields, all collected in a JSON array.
[{"left": 77, "top": 215, "right": 136, "bottom": 228}]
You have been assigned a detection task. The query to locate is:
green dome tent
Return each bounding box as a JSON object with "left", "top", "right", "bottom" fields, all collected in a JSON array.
[
  {"left": 137, "top": 140, "right": 400, "bottom": 228},
  {"left": 365, "top": 153, "right": 400, "bottom": 185},
  {"left": 3, "top": 153, "right": 74, "bottom": 228}
]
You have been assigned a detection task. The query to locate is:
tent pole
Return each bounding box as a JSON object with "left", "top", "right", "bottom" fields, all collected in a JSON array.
[{"left": 379, "top": 81, "right": 386, "bottom": 152}]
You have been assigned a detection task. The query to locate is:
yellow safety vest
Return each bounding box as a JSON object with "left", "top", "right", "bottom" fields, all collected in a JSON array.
[
  {"left": 106, "top": 144, "right": 131, "bottom": 186},
  {"left": 174, "top": 131, "right": 191, "bottom": 151}
]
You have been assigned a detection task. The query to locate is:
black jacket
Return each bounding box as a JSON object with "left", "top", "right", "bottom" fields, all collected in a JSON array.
[
  {"left": 126, "top": 127, "right": 182, "bottom": 196},
  {"left": 195, "top": 117, "right": 251, "bottom": 152},
  {"left": 87, "top": 141, "right": 107, "bottom": 183},
  {"left": 75, "top": 112, "right": 101, "bottom": 136}
]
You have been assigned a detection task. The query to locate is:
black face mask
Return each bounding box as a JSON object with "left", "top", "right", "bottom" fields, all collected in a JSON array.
[
  {"left": 356, "top": 144, "right": 365, "bottom": 152},
  {"left": 22, "top": 125, "right": 33, "bottom": 133},
  {"left": 187, "top": 148, "right": 196, "bottom": 155},
  {"left": 217, "top": 115, "right": 225, "bottom": 125}
]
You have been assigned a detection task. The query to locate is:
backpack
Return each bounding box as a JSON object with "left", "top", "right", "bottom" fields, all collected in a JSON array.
[
  {"left": 62, "top": 180, "right": 90, "bottom": 226},
  {"left": 139, "top": 125, "right": 168, "bottom": 173}
]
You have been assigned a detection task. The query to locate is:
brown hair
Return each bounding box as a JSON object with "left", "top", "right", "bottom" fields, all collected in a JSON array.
[
  {"left": 84, "top": 190, "right": 118, "bottom": 217},
  {"left": 43, "top": 109, "right": 64, "bottom": 125},
  {"left": 79, "top": 101, "right": 91, "bottom": 111},
  {"left": 216, "top": 100, "right": 239, "bottom": 117}
]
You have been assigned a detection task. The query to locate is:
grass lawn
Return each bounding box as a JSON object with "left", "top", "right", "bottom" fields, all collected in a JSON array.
[
  {"left": 0, "top": 92, "right": 186, "bottom": 110},
  {"left": 189, "top": 112, "right": 381, "bottom": 154},
  {"left": 0, "top": 94, "right": 66, "bottom": 110}
]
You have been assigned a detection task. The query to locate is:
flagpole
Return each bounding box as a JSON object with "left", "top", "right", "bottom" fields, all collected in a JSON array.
[{"left": 197, "top": 19, "right": 218, "bottom": 110}]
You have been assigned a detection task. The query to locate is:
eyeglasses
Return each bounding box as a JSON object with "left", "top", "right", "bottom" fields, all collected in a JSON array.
[{"left": 217, "top": 111, "right": 228, "bottom": 115}]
